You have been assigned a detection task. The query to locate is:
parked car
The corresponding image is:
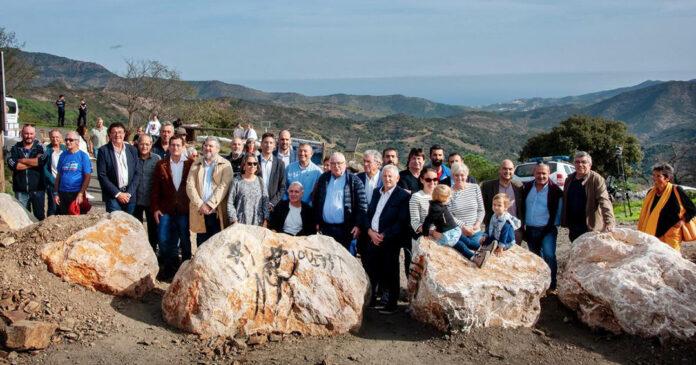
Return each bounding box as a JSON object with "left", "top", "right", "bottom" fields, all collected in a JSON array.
[{"left": 513, "top": 156, "right": 575, "bottom": 190}]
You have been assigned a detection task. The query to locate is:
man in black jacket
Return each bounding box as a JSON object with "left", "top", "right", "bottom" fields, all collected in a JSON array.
[
  {"left": 97, "top": 122, "right": 141, "bottom": 214},
  {"left": 6, "top": 125, "right": 46, "bottom": 220},
  {"left": 523, "top": 163, "right": 563, "bottom": 291},
  {"left": 366, "top": 165, "right": 410, "bottom": 314},
  {"left": 269, "top": 182, "right": 316, "bottom": 236},
  {"left": 257, "top": 132, "right": 286, "bottom": 210},
  {"left": 313, "top": 152, "right": 368, "bottom": 251}
]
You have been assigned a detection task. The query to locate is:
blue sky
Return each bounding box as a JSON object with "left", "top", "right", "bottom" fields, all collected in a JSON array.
[{"left": 5, "top": 1, "right": 696, "bottom": 104}]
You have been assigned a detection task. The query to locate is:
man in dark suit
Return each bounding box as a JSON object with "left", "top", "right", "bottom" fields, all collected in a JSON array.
[
  {"left": 481, "top": 159, "right": 525, "bottom": 243},
  {"left": 97, "top": 122, "right": 141, "bottom": 214},
  {"left": 366, "top": 165, "right": 410, "bottom": 314},
  {"left": 269, "top": 182, "right": 316, "bottom": 236},
  {"left": 257, "top": 132, "right": 287, "bottom": 211},
  {"left": 150, "top": 135, "right": 192, "bottom": 280}
]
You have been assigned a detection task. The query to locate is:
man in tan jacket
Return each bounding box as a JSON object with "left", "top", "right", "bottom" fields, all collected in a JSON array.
[
  {"left": 561, "top": 151, "right": 615, "bottom": 241},
  {"left": 186, "top": 136, "right": 233, "bottom": 246}
]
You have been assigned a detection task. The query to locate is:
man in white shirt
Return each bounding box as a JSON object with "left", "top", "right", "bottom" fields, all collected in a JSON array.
[
  {"left": 96, "top": 122, "right": 141, "bottom": 214},
  {"left": 358, "top": 150, "right": 383, "bottom": 205},
  {"left": 88, "top": 118, "right": 108, "bottom": 160},
  {"left": 146, "top": 114, "right": 161, "bottom": 137},
  {"left": 258, "top": 132, "right": 287, "bottom": 210},
  {"left": 365, "top": 165, "right": 410, "bottom": 314},
  {"left": 151, "top": 135, "right": 193, "bottom": 280},
  {"left": 273, "top": 130, "right": 297, "bottom": 167}
]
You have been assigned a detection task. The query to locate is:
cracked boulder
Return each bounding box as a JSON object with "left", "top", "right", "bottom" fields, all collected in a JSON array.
[
  {"left": 558, "top": 229, "right": 696, "bottom": 339},
  {"left": 40, "top": 211, "right": 158, "bottom": 298},
  {"left": 408, "top": 238, "right": 550, "bottom": 332},
  {"left": 162, "top": 224, "right": 370, "bottom": 337}
]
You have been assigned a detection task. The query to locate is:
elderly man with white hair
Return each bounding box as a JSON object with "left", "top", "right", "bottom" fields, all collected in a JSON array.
[
  {"left": 269, "top": 181, "right": 316, "bottom": 236},
  {"left": 357, "top": 149, "right": 383, "bottom": 206},
  {"left": 313, "top": 152, "right": 368, "bottom": 251},
  {"left": 54, "top": 131, "right": 92, "bottom": 215},
  {"left": 365, "top": 164, "right": 410, "bottom": 314}
]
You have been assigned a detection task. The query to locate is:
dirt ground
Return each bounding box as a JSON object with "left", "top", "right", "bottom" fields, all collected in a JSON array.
[{"left": 1, "top": 213, "right": 696, "bottom": 365}]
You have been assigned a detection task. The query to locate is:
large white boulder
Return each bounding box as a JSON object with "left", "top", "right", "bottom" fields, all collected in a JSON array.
[
  {"left": 408, "top": 238, "right": 550, "bottom": 332},
  {"left": 0, "top": 193, "right": 37, "bottom": 230},
  {"left": 40, "top": 211, "right": 158, "bottom": 298},
  {"left": 162, "top": 224, "right": 370, "bottom": 337},
  {"left": 558, "top": 228, "right": 696, "bottom": 339}
]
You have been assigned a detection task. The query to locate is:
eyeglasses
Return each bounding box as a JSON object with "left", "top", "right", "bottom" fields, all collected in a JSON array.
[
  {"left": 423, "top": 178, "right": 438, "bottom": 183},
  {"left": 64, "top": 138, "right": 78, "bottom": 142},
  {"left": 246, "top": 162, "right": 258, "bottom": 166}
]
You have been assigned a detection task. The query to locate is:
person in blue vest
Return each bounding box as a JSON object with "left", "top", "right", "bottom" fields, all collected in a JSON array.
[{"left": 77, "top": 98, "right": 88, "bottom": 127}]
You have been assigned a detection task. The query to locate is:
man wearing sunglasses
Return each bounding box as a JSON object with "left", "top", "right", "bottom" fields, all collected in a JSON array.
[{"left": 54, "top": 131, "right": 92, "bottom": 215}]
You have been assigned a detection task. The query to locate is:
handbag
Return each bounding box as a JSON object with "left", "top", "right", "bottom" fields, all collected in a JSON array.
[{"left": 674, "top": 188, "right": 696, "bottom": 241}]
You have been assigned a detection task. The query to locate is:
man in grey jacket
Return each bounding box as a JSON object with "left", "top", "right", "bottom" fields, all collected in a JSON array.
[{"left": 134, "top": 134, "right": 161, "bottom": 252}]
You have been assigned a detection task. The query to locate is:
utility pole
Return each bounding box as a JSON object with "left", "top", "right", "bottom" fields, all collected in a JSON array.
[{"left": 0, "top": 51, "right": 7, "bottom": 193}]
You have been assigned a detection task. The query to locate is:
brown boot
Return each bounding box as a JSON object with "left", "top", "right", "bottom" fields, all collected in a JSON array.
[{"left": 481, "top": 240, "right": 498, "bottom": 254}]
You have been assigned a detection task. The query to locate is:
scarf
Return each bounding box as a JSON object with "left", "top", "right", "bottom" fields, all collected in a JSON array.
[
  {"left": 489, "top": 212, "right": 521, "bottom": 240},
  {"left": 637, "top": 182, "right": 673, "bottom": 236}
]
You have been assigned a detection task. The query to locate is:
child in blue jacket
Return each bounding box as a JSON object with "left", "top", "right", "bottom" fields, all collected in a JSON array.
[{"left": 480, "top": 193, "right": 521, "bottom": 257}]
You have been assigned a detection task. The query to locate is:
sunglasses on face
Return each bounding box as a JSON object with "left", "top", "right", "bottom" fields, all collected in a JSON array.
[
  {"left": 422, "top": 178, "right": 438, "bottom": 183},
  {"left": 64, "top": 138, "right": 78, "bottom": 142},
  {"left": 246, "top": 162, "right": 258, "bottom": 166}
]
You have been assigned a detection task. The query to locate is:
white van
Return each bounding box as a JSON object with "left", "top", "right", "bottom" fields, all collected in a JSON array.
[{"left": 4, "top": 97, "right": 20, "bottom": 137}]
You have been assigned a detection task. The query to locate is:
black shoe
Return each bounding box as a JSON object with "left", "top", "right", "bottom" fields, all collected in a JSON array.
[{"left": 379, "top": 305, "right": 398, "bottom": 315}]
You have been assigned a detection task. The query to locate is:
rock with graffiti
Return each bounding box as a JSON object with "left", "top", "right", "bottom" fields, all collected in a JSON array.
[
  {"left": 162, "top": 224, "right": 370, "bottom": 337},
  {"left": 408, "top": 238, "right": 550, "bottom": 332}
]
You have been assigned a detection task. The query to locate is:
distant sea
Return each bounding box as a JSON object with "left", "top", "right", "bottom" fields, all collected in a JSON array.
[{"left": 235, "top": 71, "right": 696, "bottom": 106}]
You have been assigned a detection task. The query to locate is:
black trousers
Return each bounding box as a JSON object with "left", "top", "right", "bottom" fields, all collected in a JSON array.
[
  {"left": 366, "top": 240, "right": 400, "bottom": 308},
  {"left": 77, "top": 112, "right": 87, "bottom": 126},
  {"left": 58, "top": 109, "right": 65, "bottom": 126},
  {"left": 57, "top": 191, "right": 80, "bottom": 215},
  {"left": 134, "top": 205, "right": 159, "bottom": 252}
]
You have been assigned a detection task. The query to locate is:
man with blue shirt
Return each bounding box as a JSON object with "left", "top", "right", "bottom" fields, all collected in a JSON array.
[
  {"left": 54, "top": 131, "right": 92, "bottom": 214},
  {"left": 523, "top": 163, "right": 563, "bottom": 292},
  {"left": 357, "top": 150, "right": 383, "bottom": 206},
  {"left": 285, "top": 143, "right": 322, "bottom": 204},
  {"left": 313, "top": 152, "right": 368, "bottom": 251}
]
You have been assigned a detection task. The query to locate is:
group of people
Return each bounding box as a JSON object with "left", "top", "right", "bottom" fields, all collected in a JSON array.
[{"left": 8, "top": 117, "right": 695, "bottom": 312}]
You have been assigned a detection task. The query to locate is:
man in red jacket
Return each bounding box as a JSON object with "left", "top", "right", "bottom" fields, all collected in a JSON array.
[{"left": 150, "top": 135, "right": 193, "bottom": 280}]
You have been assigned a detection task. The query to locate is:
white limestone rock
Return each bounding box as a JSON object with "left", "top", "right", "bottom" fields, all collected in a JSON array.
[
  {"left": 408, "top": 238, "right": 551, "bottom": 332},
  {"left": 558, "top": 228, "right": 696, "bottom": 339},
  {"left": 162, "top": 224, "right": 370, "bottom": 337},
  {"left": 40, "top": 211, "right": 158, "bottom": 298}
]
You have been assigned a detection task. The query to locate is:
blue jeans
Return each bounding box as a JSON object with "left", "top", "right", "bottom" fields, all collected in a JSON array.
[
  {"left": 93, "top": 148, "right": 99, "bottom": 161},
  {"left": 196, "top": 213, "right": 221, "bottom": 246},
  {"left": 45, "top": 184, "right": 58, "bottom": 217},
  {"left": 105, "top": 197, "right": 136, "bottom": 215},
  {"left": 452, "top": 231, "right": 482, "bottom": 259},
  {"left": 158, "top": 214, "right": 191, "bottom": 268},
  {"left": 15, "top": 190, "right": 45, "bottom": 220},
  {"left": 526, "top": 226, "right": 558, "bottom": 290}
]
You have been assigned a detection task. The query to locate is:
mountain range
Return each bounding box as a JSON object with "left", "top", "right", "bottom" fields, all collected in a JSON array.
[{"left": 13, "top": 50, "right": 696, "bottom": 181}]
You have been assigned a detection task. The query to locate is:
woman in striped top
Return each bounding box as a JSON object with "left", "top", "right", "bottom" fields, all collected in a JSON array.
[
  {"left": 409, "top": 167, "right": 439, "bottom": 241},
  {"left": 448, "top": 162, "right": 485, "bottom": 257}
]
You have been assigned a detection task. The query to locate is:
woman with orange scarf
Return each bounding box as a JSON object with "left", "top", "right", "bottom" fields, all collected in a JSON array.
[{"left": 637, "top": 163, "right": 696, "bottom": 252}]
